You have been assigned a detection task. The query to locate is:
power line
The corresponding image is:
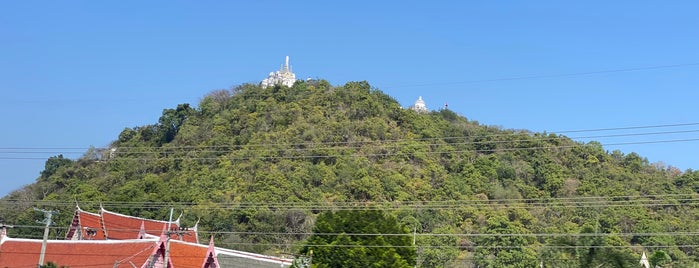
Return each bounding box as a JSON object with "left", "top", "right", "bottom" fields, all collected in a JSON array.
[
  {"left": 379, "top": 62, "right": 699, "bottom": 89},
  {"left": 554, "top": 122, "right": 699, "bottom": 134},
  {"left": 7, "top": 128, "right": 697, "bottom": 155},
  {"left": 210, "top": 241, "right": 699, "bottom": 250},
  {"left": 10, "top": 225, "right": 699, "bottom": 239},
  {"left": 4, "top": 194, "right": 699, "bottom": 211},
  {"left": 1, "top": 137, "right": 698, "bottom": 161},
  {"left": 198, "top": 231, "right": 699, "bottom": 238},
  {"left": 1, "top": 122, "right": 697, "bottom": 163},
  {"left": 3, "top": 122, "right": 699, "bottom": 151}
]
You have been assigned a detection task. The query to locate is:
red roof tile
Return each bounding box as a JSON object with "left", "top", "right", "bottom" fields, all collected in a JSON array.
[
  {"left": 0, "top": 238, "right": 155, "bottom": 268},
  {"left": 101, "top": 209, "right": 198, "bottom": 243},
  {"left": 1, "top": 208, "right": 294, "bottom": 267},
  {"left": 169, "top": 240, "right": 210, "bottom": 268},
  {"left": 66, "top": 209, "right": 107, "bottom": 240}
]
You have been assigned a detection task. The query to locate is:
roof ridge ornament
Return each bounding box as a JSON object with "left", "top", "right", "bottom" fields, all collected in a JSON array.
[
  {"left": 138, "top": 221, "right": 146, "bottom": 239},
  {"left": 202, "top": 236, "right": 221, "bottom": 268},
  {"left": 174, "top": 211, "right": 183, "bottom": 226}
]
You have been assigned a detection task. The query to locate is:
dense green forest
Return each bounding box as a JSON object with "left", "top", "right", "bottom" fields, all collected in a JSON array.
[{"left": 2, "top": 80, "right": 699, "bottom": 267}]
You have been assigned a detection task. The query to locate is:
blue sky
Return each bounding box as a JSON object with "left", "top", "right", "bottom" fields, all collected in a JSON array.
[{"left": 1, "top": 1, "right": 698, "bottom": 197}]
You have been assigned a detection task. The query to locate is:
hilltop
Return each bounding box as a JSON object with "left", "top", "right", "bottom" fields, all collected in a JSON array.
[{"left": 2, "top": 80, "right": 699, "bottom": 267}]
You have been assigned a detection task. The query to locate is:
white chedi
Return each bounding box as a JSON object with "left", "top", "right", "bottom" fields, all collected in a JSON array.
[
  {"left": 410, "top": 96, "right": 429, "bottom": 113},
  {"left": 261, "top": 56, "right": 297, "bottom": 88}
]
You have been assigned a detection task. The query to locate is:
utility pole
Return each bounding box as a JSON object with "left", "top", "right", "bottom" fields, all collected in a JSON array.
[
  {"left": 413, "top": 227, "right": 417, "bottom": 268},
  {"left": 34, "top": 208, "right": 58, "bottom": 268},
  {"left": 163, "top": 208, "right": 174, "bottom": 268}
]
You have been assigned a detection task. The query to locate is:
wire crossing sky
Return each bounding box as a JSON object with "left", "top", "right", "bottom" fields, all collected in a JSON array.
[{"left": 1, "top": 1, "right": 698, "bottom": 197}]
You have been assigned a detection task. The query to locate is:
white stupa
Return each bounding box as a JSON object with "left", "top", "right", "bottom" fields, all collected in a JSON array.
[
  {"left": 261, "top": 56, "right": 297, "bottom": 88},
  {"left": 410, "top": 96, "right": 429, "bottom": 113}
]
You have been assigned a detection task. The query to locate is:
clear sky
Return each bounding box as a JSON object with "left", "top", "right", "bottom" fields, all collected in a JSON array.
[{"left": 1, "top": 1, "right": 698, "bottom": 197}]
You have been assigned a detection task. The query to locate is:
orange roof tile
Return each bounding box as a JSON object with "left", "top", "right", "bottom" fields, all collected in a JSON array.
[
  {"left": 100, "top": 209, "right": 198, "bottom": 243},
  {"left": 168, "top": 240, "right": 211, "bottom": 268},
  {"left": 0, "top": 238, "right": 155, "bottom": 268},
  {"left": 66, "top": 209, "right": 107, "bottom": 240}
]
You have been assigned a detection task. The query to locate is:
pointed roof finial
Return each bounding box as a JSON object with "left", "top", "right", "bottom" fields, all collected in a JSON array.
[
  {"left": 202, "top": 236, "right": 221, "bottom": 268},
  {"left": 138, "top": 221, "right": 146, "bottom": 239},
  {"left": 174, "top": 211, "right": 183, "bottom": 226},
  {"left": 640, "top": 251, "right": 650, "bottom": 268}
]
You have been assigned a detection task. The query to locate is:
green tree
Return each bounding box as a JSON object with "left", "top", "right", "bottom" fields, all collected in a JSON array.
[
  {"left": 6, "top": 80, "right": 699, "bottom": 266},
  {"left": 473, "top": 214, "right": 538, "bottom": 268},
  {"left": 541, "top": 223, "right": 636, "bottom": 268},
  {"left": 158, "top": 103, "right": 195, "bottom": 144},
  {"left": 650, "top": 250, "right": 672, "bottom": 267},
  {"left": 302, "top": 210, "right": 416, "bottom": 268},
  {"left": 40, "top": 154, "right": 73, "bottom": 179},
  {"left": 417, "top": 226, "right": 459, "bottom": 267}
]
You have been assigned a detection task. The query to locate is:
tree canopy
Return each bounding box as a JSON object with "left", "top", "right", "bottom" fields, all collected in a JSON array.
[
  {"left": 2, "top": 80, "right": 699, "bottom": 267},
  {"left": 302, "top": 210, "right": 415, "bottom": 268}
]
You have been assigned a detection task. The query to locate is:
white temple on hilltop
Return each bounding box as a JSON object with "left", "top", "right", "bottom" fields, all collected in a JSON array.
[
  {"left": 410, "top": 96, "right": 429, "bottom": 113},
  {"left": 261, "top": 56, "right": 297, "bottom": 88}
]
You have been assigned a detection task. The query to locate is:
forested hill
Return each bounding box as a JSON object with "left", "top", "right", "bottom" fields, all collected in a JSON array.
[{"left": 3, "top": 80, "right": 699, "bottom": 267}]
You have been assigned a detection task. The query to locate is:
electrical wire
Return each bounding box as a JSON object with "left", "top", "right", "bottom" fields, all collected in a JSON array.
[
  {"left": 2, "top": 122, "right": 699, "bottom": 152},
  {"left": 377, "top": 62, "right": 699, "bottom": 89},
  {"left": 2, "top": 137, "right": 698, "bottom": 161},
  {"left": 4, "top": 193, "right": 699, "bottom": 208}
]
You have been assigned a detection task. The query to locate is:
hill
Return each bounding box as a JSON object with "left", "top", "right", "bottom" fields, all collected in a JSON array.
[{"left": 2, "top": 80, "right": 699, "bottom": 267}]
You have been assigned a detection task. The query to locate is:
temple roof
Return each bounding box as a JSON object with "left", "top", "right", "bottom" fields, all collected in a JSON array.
[
  {"left": 169, "top": 239, "right": 211, "bottom": 268},
  {"left": 5, "top": 207, "right": 293, "bottom": 267},
  {"left": 0, "top": 238, "right": 155, "bottom": 268},
  {"left": 66, "top": 209, "right": 106, "bottom": 240},
  {"left": 100, "top": 208, "right": 198, "bottom": 243},
  {"left": 0, "top": 231, "right": 293, "bottom": 268},
  {"left": 66, "top": 207, "right": 198, "bottom": 243}
]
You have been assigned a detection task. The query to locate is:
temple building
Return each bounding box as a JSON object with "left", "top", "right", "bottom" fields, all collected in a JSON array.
[
  {"left": 66, "top": 206, "right": 200, "bottom": 242},
  {"left": 0, "top": 206, "right": 294, "bottom": 268},
  {"left": 409, "top": 96, "right": 429, "bottom": 114},
  {"left": 261, "top": 56, "right": 297, "bottom": 88}
]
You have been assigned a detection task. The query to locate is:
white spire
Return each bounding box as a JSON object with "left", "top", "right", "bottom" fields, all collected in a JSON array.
[
  {"left": 639, "top": 251, "right": 650, "bottom": 268},
  {"left": 261, "top": 56, "right": 297, "bottom": 88},
  {"left": 410, "top": 96, "right": 428, "bottom": 113}
]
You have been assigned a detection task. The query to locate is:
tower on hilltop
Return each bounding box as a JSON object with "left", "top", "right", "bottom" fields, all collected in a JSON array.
[{"left": 261, "top": 56, "right": 297, "bottom": 88}]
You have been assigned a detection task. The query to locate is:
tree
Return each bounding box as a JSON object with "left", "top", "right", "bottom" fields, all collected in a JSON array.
[
  {"left": 158, "top": 103, "right": 195, "bottom": 144},
  {"left": 650, "top": 250, "right": 672, "bottom": 267},
  {"left": 541, "top": 223, "right": 637, "bottom": 268},
  {"left": 301, "top": 210, "right": 416, "bottom": 267},
  {"left": 473, "top": 215, "right": 538, "bottom": 268},
  {"left": 417, "top": 226, "right": 459, "bottom": 267},
  {"left": 40, "top": 155, "right": 73, "bottom": 179},
  {"left": 7, "top": 81, "right": 699, "bottom": 267}
]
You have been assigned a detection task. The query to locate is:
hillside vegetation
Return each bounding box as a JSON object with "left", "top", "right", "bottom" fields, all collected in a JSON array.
[{"left": 2, "top": 80, "right": 699, "bottom": 267}]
